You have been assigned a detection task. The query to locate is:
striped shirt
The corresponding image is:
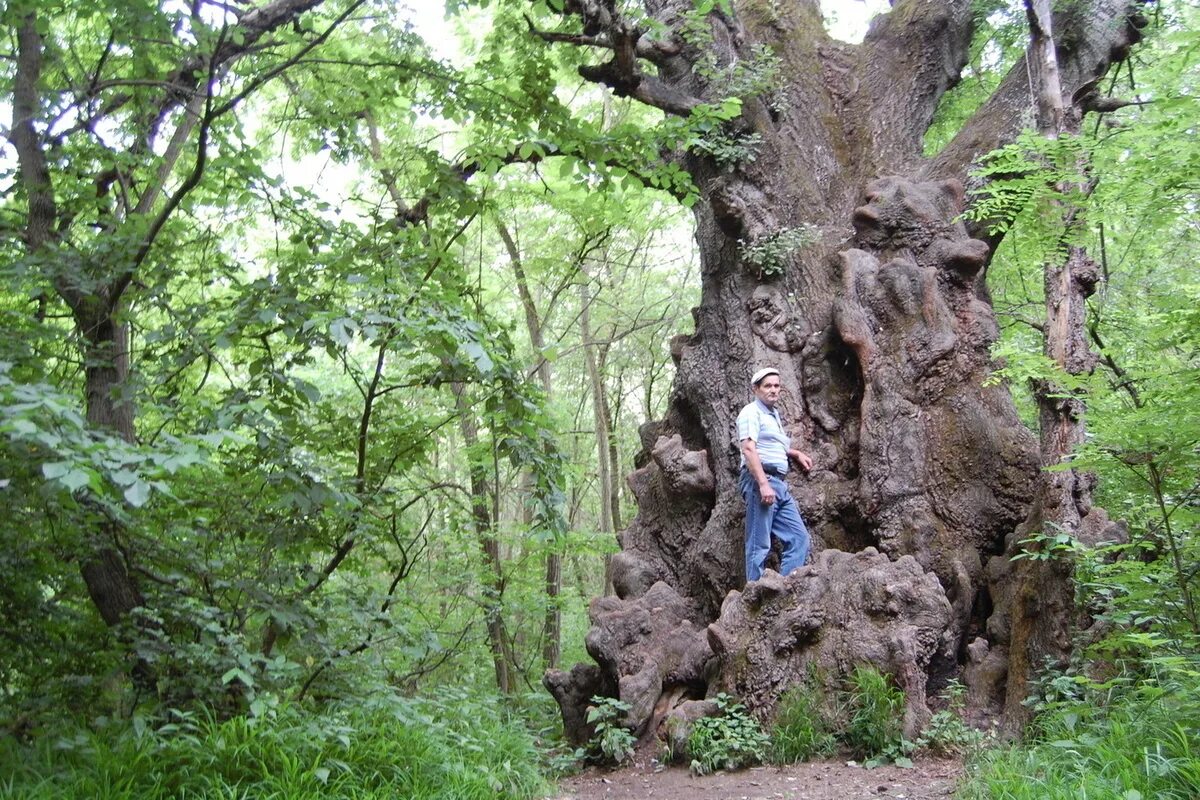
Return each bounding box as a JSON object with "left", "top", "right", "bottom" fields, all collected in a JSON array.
[{"left": 736, "top": 399, "right": 790, "bottom": 472}]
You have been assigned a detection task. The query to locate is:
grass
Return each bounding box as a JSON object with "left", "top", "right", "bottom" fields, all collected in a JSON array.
[
  {"left": 842, "top": 665, "right": 906, "bottom": 762},
  {"left": 770, "top": 683, "right": 837, "bottom": 763},
  {"left": 958, "top": 658, "right": 1200, "bottom": 799},
  {"left": 0, "top": 690, "right": 547, "bottom": 800}
]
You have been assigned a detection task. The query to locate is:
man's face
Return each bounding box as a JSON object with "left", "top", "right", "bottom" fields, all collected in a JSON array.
[{"left": 754, "top": 375, "right": 782, "bottom": 407}]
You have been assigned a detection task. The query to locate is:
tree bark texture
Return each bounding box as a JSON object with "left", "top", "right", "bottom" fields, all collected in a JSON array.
[{"left": 543, "top": 0, "right": 1151, "bottom": 741}]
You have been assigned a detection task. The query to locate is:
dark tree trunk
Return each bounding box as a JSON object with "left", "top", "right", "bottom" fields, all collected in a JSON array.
[
  {"left": 542, "top": 0, "right": 1152, "bottom": 741},
  {"left": 79, "top": 305, "right": 136, "bottom": 441},
  {"left": 451, "top": 381, "right": 516, "bottom": 694},
  {"left": 76, "top": 306, "right": 148, "bottom": 632}
]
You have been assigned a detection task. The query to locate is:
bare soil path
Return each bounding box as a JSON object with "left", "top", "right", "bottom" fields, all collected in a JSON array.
[{"left": 547, "top": 756, "right": 963, "bottom": 800}]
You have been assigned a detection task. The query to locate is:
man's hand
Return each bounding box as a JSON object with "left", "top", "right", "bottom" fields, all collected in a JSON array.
[
  {"left": 789, "top": 449, "right": 813, "bottom": 472},
  {"left": 758, "top": 479, "right": 776, "bottom": 505}
]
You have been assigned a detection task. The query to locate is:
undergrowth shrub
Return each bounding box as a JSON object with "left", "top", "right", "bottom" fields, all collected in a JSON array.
[
  {"left": 917, "top": 680, "right": 986, "bottom": 756},
  {"left": 0, "top": 690, "right": 545, "bottom": 800},
  {"left": 959, "top": 656, "right": 1200, "bottom": 800},
  {"left": 687, "top": 693, "right": 770, "bottom": 775},
  {"left": 580, "top": 696, "right": 636, "bottom": 766},
  {"left": 768, "top": 667, "right": 982, "bottom": 767}
]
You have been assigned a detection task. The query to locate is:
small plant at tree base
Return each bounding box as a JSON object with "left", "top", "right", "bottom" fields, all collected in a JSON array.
[
  {"left": 1023, "top": 656, "right": 1092, "bottom": 718},
  {"left": 915, "top": 680, "right": 988, "bottom": 756},
  {"left": 842, "top": 666, "right": 907, "bottom": 764},
  {"left": 687, "top": 693, "right": 771, "bottom": 775},
  {"left": 581, "top": 696, "right": 637, "bottom": 766},
  {"left": 916, "top": 709, "right": 986, "bottom": 756},
  {"left": 770, "top": 682, "right": 837, "bottom": 763}
]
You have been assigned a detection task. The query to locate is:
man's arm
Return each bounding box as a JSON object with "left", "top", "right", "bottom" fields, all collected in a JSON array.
[
  {"left": 788, "top": 448, "right": 813, "bottom": 471},
  {"left": 741, "top": 437, "right": 776, "bottom": 505}
]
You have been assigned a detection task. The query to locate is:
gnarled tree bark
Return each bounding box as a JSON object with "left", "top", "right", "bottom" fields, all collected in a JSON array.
[{"left": 539, "top": 0, "right": 1152, "bottom": 742}]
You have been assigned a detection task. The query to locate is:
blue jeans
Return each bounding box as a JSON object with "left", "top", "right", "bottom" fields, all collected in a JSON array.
[{"left": 740, "top": 469, "right": 810, "bottom": 582}]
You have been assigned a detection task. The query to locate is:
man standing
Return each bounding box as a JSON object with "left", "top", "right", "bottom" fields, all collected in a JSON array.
[{"left": 737, "top": 367, "right": 813, "bottom": 582}]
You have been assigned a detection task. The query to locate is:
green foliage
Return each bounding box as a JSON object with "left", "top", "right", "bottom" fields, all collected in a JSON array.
[
  {"left": 1011, "top": 522, "right": 1084, "bottom": 563},
  {"left": 916, "top": 681, "right": 986, "bottom": 757},
  {"left": 770, "top": 683, "right": 837, "bottom": 763},
  {"left": 0, "top": 691, "right": 546, "bottom": 800},
  {"left": 581, "top": 696, "right": 637, "bottom": 765},
  {"left": 959, "top": 658, "right": 1200, "bottom": 800},
  {"left": 770, "top": 670, "right": 981, "bottom": 766},
  {"left": 972, "top": 0, "right": 1200, "bottom": 656},
  {"left": 841, "top": 666, "right": 908, "bottom": 765},
  {"left": 682, "top": 10, "right": 781, "bottom": 100},
  {"left": 686, "top": 693, "right": 770, "bottom": 775},
  {"left": 1072, "top": 281, "right": 1200, "bottom": 642},
  {"left": 967, "top": 131, "right": 1093, "bottom": 240},
  {"left": 690, "top": 127, "right": 764, "bottom": 169},
  {"left": 739, "top": 225, "right": 817, "bottom": 277}
]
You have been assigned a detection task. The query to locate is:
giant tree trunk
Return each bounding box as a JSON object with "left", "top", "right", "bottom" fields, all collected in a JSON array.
[{"left": 542, "top": 0, "right": 1151, "bottom": 743}]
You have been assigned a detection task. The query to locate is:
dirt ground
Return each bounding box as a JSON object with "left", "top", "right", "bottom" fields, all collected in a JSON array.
[{"left": 547, "top": 756, "right": 964, "bottom": 800}]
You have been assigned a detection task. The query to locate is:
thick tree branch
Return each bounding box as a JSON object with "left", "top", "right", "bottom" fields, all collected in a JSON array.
[
  {"left": 927, "top": 0, "right": 1152, "bottom": 182},
  {"left": 524, "top": 13, "right": 680, "bottom": 64},
  {"left": 577, "top": 61, "right": 702, "bottom": 115},
  {"left": 533, "top": 0, "right": 704, "bottom": 116},
  {"left": 860, "top": 0, "right": 976, "bottom": 170},
  {"left": 11, "top": 15, "right": 58, "bottom": 256}
]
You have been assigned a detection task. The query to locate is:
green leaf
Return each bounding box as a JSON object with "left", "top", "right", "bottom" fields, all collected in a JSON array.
[
  {"left": 462, "top": 340, "right": 493, "bottom": 373},
  {"left": 124, "top": 480, "right": 152, "bottom": 508},
  {"left": 42, "top": 461, "right": 71, "bottom": 480},
  {"left": 61, "top": 469, "right": 92, "bottom": 493},
  {"left": 221, "top": 667, "right": 254, "bottom": 687}
]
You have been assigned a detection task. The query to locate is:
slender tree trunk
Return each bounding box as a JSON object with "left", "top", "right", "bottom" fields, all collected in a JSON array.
[
  {"left": 607, "top": 394, "right": 623, "bottom": 532},
  {"left": 580, "top": 279, "right": 617, "bottom": 595},
  {"left": 496, "top": 220, "right": 563, "bottom": 671},
  {"left": 451, "top": 380, "right": 515, "bottom": 693},
  {"left": 76, "top": 305, "right": 151, "bottom": 640}
]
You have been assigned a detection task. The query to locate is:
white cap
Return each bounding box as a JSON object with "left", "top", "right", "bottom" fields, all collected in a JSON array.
[{"left": 750, "top": 367, "right": 780, "bottom": 386}]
